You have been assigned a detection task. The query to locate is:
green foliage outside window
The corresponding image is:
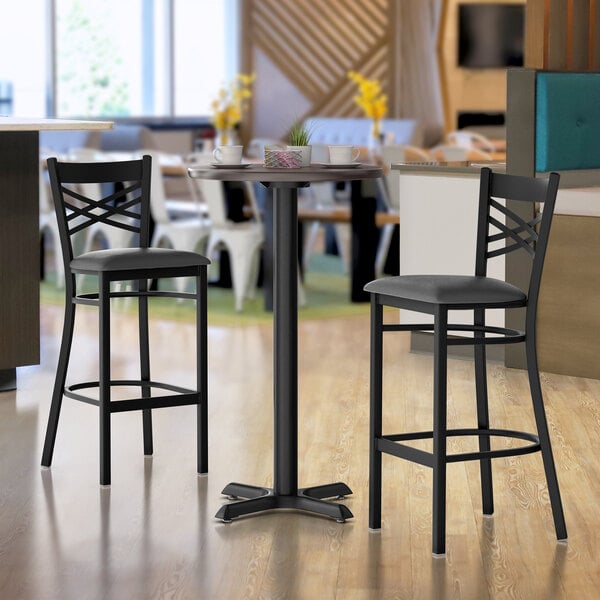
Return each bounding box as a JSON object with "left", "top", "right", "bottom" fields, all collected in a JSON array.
[{"left": 56, "top": 0, "right": 131, "bottom": 117}]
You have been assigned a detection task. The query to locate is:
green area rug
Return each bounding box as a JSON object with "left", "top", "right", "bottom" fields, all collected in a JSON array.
[{"left": 40, "top": 253, "right": 369, "bottom": 327}]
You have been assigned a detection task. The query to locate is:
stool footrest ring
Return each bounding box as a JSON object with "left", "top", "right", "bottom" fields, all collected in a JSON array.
[
  {"left": 378, "top": 427, "right": 541, "bottom": 467},
  {"left": 64, "top": 379, "right": 199, "bottom": 412}
]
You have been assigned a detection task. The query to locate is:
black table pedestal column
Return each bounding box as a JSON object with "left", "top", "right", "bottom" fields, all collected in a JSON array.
[{"left": 215, "top": 182, "right": 353, "bottom": 522}]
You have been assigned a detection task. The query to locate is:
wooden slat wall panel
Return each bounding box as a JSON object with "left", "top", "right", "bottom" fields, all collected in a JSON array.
[
  {"left": 590, "top": 0, "right": 600, "bottom": 68},
  {"left": 526, "top": 0, "right": 600, "bottom": 69},
  {"left": 547, "top": 0, "right": 569, "bottom": 69},
  {"left": 570, "top": 0, "right": 591, "bottom": 69},
  {"left": 249, "top": 0, "right": 391, "bottom": 121},
  {"left": 243, "top": 0, "right": 445, "bottom": 146}
]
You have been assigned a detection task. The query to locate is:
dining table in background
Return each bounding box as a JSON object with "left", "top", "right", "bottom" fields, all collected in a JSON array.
[{"left": 188, "top": 163, "right": 382, "bottom": 521}]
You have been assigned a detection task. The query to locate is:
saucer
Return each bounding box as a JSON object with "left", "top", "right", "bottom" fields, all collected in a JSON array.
[
  {"left": 317, "top": 162, "right": 361, "bottom": 169},
  {"left": 211, "top": 163, "right": 251, "bottom": 169}
]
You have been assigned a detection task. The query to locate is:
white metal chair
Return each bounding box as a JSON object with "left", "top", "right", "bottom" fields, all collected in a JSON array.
[
  {"left": 150, "top": 151, "right": 208, "bottom": 220},
  {"left": 196, "top": 178, "right": 264, "bottom": 312},
  {"left": 301, "top": 144, "right": 352, "bottom": 274},
  {"left": 301, "top": 183, "right": 352, "bottom": 274},
  {"left": 140, "top": 150, "right": 211, "bottom": 292}
]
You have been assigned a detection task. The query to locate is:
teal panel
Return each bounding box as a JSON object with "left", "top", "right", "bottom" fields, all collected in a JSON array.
[{"left": 536, "top": 72, "right": 600, "bottom": 172}]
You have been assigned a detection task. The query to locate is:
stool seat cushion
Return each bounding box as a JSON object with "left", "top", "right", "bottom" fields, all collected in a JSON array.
[
  {"left": 71, "top": 247, "right": 210, "bottom": 272},
  {"left": 364, "top": 275, "right": 526, "bottom": 307}
]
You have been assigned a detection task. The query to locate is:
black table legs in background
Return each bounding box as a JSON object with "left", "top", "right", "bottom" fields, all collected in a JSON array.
[{"left": 350, "top": 180, "right": 378, "bottom": 302}]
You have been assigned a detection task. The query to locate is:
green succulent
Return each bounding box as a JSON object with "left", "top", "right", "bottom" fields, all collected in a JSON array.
[{"left": 288, "top": 120, "right": 313, "bottom": 146}]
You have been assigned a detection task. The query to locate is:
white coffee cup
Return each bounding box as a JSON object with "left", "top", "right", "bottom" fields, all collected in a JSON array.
[
  {"left": 328, "top": 145, "right": 361, "bottom": 164},
  {"left": 213, "top": 145, "right": 243, "bottom": 164}
]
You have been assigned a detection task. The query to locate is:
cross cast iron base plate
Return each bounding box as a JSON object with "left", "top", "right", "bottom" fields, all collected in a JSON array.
[{"left": 215, "top": 481, "right": 353, "bottom": 522}]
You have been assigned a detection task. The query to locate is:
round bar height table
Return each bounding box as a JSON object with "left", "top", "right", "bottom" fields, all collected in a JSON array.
[{"left": 188, "top": 163, "right": 382, "bottom": 521}]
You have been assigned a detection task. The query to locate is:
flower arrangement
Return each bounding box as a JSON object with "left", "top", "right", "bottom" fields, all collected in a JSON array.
[
  {"left": 347, "top": 71, "right": 388, "bottom": 139},
  {"left": 210, "top": 72, "right": 256, "bottom": 144}
]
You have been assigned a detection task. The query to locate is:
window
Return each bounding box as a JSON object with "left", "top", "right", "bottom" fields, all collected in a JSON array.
[
  {"left": 55, "top": 0, "right": 148, "bottom": 117},
  {"left": 0, "top": 1, "right": 47, "bottom": 116},
  {"left": 55, "top": 0, "right": 235, "bottom": 118},
  {"left": 0, "top": 0, "right": 235, "bottom": 119},
  {"left": 173, "top": 0, "right": 228, "bottom": 116}
]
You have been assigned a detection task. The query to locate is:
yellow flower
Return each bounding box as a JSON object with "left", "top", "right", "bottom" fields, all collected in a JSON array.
[
  {"left": 348, "top": 71, "right": 387, "bottom": 135},
  {"left": 210, "top": 72, "right": 255, "bottom": 133}
]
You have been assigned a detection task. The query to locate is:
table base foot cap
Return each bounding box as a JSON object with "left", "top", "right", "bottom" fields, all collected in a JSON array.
[
  {"left": 221, "top": 482, "right": 271, "bottom": 500},
  {"left": 299, "top": 481, "right": 353, "bottom": 500}
]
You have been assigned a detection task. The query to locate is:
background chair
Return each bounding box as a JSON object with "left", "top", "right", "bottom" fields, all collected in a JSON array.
[
  {"left": 142, "top": 150, "right": 211, "bottom": 291},
  {"left": 429, "top": 145, "right": 493, "bottom": 162},
  {"left": 446, "top": 129, "right": 496, "bottom": 153},
  {"left": 300, "top": 143, "right": 352, "bottom": 274},
  {"left": 365, "top": 167, "right": 566, "bottom": 556},
  {"left": 41, "top": 155, "right": 210, "bottom": 486},
  {"left": 195, "top": 178, "right": 264, "bottom": 312},
  {"left": 145, "top": 150, "right": 209, "bottom": 221},
  {"left": 301, "top": 181, "right": 352, "bottom": 274}
]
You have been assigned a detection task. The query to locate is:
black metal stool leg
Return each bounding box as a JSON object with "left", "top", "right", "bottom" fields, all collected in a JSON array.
[
  {"left": 99, "top": 276, "right": 112, "bottom": 486},
  {"left": 474, "top": 308, "right": 494, "bottom": 515},
  {"left": 41, "top": 289, "right": 76, "bottom": 467},
  {"left": 138, "top": 278, "right": 153, "bottom": 456},
  {"left": 197, "top": 269, "right": 208, "bottom": 474},
  {"left": 525, "top": 334, "right": 567, "bottom": 541},
  {"left": 369, "top": 297, "right": 383, "bottom": 530},
  {"left": 432, "top": 307, "right": 448, "bottom": 556}
]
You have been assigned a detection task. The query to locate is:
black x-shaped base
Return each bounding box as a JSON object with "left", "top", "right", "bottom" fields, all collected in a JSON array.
[{"left": 215, "top": 481, "right": 353, "bottom": 523}]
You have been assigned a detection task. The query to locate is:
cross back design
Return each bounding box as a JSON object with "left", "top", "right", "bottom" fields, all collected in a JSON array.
[
  {"left": 61, "top": 179, "right": 144, "bottom": 238},
  {"left": 485, "top": 197, "right": 543, "bottom": 260}
]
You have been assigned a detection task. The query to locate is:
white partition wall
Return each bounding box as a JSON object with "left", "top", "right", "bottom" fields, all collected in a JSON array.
[{"left": 396, "top": 166, "right": 506, "bottom": 331}]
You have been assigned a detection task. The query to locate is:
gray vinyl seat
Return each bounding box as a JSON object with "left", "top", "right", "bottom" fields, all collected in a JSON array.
[
  {"left": 41, "top": 155, "right": 210, "bottom": 487},
  {"left": 365, "top": 274, "right": 526, "bottom": 306},
  {"left": 365, "top": 167, "right": 567, "bottom": 556},
  {"left": 71, "top": 247, "right": 208, "bottom": 272}
]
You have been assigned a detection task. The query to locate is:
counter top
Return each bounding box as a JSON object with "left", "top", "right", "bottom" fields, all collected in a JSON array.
[
  {"left": 391, "top": 159, "right": 600, "bottom": 189},
  {"left": 392, "top": 160, "right": 600, "bottom": 217},
  {"left": 391, "top": 161, "right": 506, "bottom": 175},
  {"left": 0, "top": 117, "right": 113, "bottom": 131}
]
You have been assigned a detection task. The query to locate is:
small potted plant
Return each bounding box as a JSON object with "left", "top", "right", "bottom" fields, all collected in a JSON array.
[{"left": 286, "top": 120, "right": 313, "bottom": 167}]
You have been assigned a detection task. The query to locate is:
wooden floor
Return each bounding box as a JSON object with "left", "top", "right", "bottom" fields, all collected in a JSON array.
[{"left": 1, "top": 301, "right": 599, "bottom": 599}]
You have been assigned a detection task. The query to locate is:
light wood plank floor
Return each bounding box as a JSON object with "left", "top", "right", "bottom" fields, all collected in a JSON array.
[{"left": 1, "top": 302, "right": 599, "bottom": 599}]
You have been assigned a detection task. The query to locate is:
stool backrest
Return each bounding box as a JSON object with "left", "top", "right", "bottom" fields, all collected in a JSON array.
[
  {"left": 475, "top": 167, "right": 560, "bottom": 313},
  {"left": 47, "top": 155, "right": 152, "bottom": 266}
]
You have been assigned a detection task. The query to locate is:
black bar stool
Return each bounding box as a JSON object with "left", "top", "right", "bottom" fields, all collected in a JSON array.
[
  {"left": 365, "top": 167, "right": 567, "bottom": 556},
  {"left": 41, "top": 155, "right": 210, "bottom": 486}
]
